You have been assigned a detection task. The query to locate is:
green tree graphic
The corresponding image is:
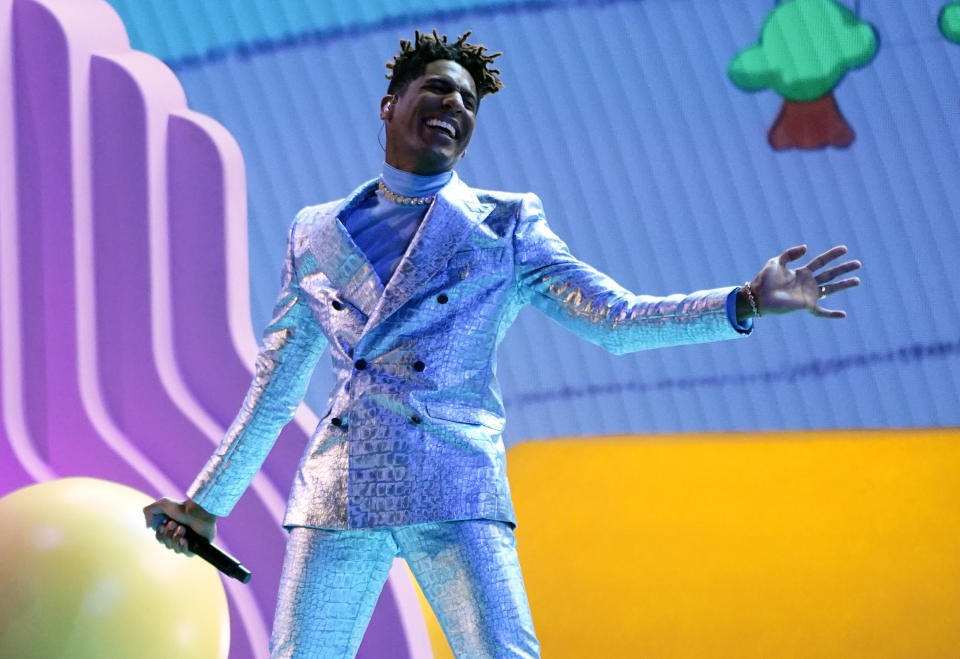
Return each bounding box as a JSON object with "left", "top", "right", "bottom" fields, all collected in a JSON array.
[
  {"left": 729, "top": 0, "right": 878, "bottom": 150},
  {"left": 942, "top": 2, "right": 960, "bottom": 43}
]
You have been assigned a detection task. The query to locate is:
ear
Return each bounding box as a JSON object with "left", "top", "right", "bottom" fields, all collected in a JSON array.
[{"left": 380, "top": 95, "right": 396, "bottom": 121}]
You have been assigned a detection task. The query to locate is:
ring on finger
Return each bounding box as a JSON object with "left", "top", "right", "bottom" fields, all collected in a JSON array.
[{"left": 819, "top": 285, "right": 827, "bottom": 298}]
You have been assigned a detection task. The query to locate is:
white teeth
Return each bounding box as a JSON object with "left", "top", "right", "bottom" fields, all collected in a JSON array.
[{"left": 426, "top": 118, "right": 456, "bottom": 137}]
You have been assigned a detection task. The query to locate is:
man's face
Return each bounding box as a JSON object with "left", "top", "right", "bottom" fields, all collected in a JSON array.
[{"left": 382, "top": 59, "right": 478, "bottom": 176}]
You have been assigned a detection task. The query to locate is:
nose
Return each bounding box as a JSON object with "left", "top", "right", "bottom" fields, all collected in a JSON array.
[{"left": 441, "top": 91, "right": 465, "bottom": 114}]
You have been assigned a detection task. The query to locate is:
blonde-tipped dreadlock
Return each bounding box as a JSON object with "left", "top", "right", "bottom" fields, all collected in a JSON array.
[{"left": 386, "top": 30, "right": 503, "bottom": 101}]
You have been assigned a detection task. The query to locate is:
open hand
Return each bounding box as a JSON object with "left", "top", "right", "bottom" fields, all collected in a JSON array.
[{"left": 746, "top": 245, "right": 861, "bottom": 319}]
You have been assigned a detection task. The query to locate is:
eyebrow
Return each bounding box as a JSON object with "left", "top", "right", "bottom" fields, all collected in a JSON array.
[{"left": 425, "top": 75, "right": 478, "bottom": 105}]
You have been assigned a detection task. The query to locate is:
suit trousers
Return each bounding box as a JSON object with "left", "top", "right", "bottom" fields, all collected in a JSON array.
[{"left": 269, "top": 520, "right": 541, "bottom": 658}]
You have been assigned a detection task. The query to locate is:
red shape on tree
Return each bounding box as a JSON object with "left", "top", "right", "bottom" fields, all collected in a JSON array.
[{"left": 767, "top": 91, "right": 855, "bottom": 150}]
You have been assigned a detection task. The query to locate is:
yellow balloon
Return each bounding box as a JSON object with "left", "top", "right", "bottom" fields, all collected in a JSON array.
[{"left": 0, "top": 478, "right": 229, "bottom": 659}]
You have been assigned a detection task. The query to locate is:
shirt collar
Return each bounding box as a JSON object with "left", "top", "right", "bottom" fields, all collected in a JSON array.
[{"left": 380, "top": 162, "right": 453, "bottom": 199}]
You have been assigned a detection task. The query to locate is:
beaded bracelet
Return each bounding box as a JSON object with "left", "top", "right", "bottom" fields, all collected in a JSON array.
[{"left": 742, "top": 282, "right": 760, "bottom": 317}]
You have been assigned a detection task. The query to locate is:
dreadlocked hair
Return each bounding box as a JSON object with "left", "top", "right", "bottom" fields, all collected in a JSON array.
[{"left": 386, "top": 30, "right": 504, "bottom": 101}]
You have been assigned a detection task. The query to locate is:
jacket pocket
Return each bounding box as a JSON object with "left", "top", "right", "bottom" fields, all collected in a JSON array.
[
  {"left": 424, "top": 401, "right": 505, "bottom": 432},
  {"left": 444, "top": 247, "right": 505, "bottom": 271}
]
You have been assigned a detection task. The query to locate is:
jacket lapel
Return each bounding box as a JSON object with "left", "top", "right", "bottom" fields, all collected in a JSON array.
[
  {"left": 362, "top": 173, "right": 493, "bottom": 334},
  {"left": 307, "top": 179, "right": 383, "bottom": 318}
]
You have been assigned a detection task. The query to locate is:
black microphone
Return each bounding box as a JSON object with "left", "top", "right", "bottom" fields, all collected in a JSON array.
[{"left": 152, "top": 514, "right": 252, "bottom": 583}]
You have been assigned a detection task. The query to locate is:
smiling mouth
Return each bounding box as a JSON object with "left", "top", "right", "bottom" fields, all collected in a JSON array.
[{"left": 425, "top": 118, "right": 457, "bottom": 138}]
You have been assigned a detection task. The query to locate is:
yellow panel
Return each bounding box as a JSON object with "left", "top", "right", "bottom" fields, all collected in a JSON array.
[{"left": 417, "top": 428, "right": 960, "bottom": 658}]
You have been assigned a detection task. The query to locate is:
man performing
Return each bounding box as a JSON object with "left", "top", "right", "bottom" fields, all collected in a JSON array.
[{"left": 145, "top": 30, "right": 861, "bottom": 658}]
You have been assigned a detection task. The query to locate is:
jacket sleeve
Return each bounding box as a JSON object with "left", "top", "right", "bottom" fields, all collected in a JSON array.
[
  {"left": 513, "top": 193, "right": 748, "bottom": 356},
  {"left": 187, "top": 213, "right": 328, "bottom": 516}
]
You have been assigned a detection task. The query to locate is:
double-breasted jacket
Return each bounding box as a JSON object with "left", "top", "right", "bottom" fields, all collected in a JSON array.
[{"left": 188, "top": 174, "right": 746, "bottom": 529}]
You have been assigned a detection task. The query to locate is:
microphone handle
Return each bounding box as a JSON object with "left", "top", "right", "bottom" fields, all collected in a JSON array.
[{"left": 157, "top": 515, "right": 252, "bottom": 583}]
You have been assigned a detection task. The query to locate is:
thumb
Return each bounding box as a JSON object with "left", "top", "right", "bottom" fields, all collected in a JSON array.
[{"left": 142, "top": 497, "right": 183, "bottom": 529}]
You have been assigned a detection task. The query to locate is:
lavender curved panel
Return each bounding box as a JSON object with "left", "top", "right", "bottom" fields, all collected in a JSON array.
[
  {"left": 0, "top": 431, "right": 32, "bottom": 492},
  {"left": 11, "top": 0, "right": 148, "bottom": 485},
  {"left": 0, "top": 0, "right": 39, "bottom": 492}
]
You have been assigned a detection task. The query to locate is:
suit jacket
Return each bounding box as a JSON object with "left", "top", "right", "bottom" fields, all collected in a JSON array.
[{"left": 188, "top": 173, "right": 746, "bottom": 529}]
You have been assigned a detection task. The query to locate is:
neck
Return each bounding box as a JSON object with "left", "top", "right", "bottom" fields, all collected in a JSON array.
[
  {"left": 384, "top": 148, "right": 454, "bottom": 176},
  {"left": 380, "top": 162, "right": 452, "bottom": 198}
]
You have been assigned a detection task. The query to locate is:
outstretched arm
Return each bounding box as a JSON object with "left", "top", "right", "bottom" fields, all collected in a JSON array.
[{"left": 514, "top": 193, "right": 749, "bottom": 355}]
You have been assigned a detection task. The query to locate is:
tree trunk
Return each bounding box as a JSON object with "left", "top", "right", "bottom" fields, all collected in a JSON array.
[{"left": 768, "top": 91, "right": 855, "bottom": 150}]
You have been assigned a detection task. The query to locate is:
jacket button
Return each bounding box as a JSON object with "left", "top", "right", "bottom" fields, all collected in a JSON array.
[
  {"left": 437, "top": 294, "right": 448, "bottom": 304},
  {"left": 330, "top": 417, "right": 343, "bottom": 427},
  {"left": 410, "top": 415, "right": 422, "bottom": 425},
  {"left": 413, "top": 360, "right": 425, "bottom": 372},
  {"left": 331, "top": 300, "right": 344, "bottom": 310},
  {"left": 354, "top": 359, "right": 367, "bottom": 370}
]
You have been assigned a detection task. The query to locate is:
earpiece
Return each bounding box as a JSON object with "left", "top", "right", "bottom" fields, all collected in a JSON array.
[{"left": 382, "top": 96, "right": 396, "bottom": 119}]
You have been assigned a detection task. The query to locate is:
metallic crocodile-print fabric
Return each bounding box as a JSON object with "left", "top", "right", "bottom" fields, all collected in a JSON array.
[
  {"left": 188, "top": 173, "right": 747, "bottom": 527},
  {"left": 188, "top": 221, "right": 328, "bottom": 515},
  {"left": 270, "top": 521, "right": 539, "bottom": 658}
]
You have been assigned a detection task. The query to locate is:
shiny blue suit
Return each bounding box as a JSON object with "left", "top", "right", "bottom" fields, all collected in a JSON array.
[{"left": 187, "top": 173, "right": 747, "bottom": 656}]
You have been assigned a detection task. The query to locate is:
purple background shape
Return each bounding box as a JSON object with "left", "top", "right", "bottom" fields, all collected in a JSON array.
[{"left": 0, "top": 0, "right": 429, "bottom": 657}]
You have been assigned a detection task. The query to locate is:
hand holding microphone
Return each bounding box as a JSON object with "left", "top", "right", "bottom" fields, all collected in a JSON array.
[{"left": 143, "top": 497, "right": 252, "bottom": 583}]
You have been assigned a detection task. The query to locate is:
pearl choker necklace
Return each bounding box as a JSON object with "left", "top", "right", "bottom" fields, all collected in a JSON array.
[{"left": 378, "top": 179, "right": 435, "bottom": 206}]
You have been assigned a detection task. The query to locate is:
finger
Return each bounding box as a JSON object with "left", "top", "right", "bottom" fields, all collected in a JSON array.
[
  {"left": 812, "top": 305, "right": 847, "bottom": 319},
  {"left": 155, "top": 523, "right": 171, "bottom": 549},
  {"left": 174, "top": 525, "right": 191, "bottom": 555},
  {"left": 175, "top": 528, "right": 195, "bottom": 557},
  {"left": 803, "top": 245, "right": 847, "bottom": 272},
  {"left": 819, "top": 277, "right": 860, "bottom": 297},
  {"left": 157, "top": 520, "right": 181, "bottom": 551},
  {"left": 156, "top": 519, "right": 173, "bottom": 545},
  {"left": 169, "top": 524, "right": 184, "bottom": 553},
  {"left": 778, "top": 244, "right": 807, "bottom": 266},
  {"left": 814, "top": 260, "right": 861, "bottom": 284}
]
